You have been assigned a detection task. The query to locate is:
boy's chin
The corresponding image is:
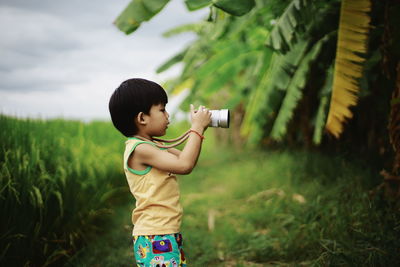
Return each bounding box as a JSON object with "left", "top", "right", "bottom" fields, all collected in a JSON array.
[{"left": 154, "top": 130, "right": 166, "bottom": 137}]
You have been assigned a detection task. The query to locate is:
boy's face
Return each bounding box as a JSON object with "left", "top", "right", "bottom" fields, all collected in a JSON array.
[{"left": 145, "top": 103, "right": 170, "bottom": 137}]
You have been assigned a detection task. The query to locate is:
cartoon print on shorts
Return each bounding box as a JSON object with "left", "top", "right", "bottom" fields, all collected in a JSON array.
[
  {"left": 175, "top": 234, "right": 182, "bottom": 247},
  {"left": 134, "top": 234, "right": 186, "bottom": 267},
  {"left": 150, "top": 255, "right": 168, "bottom": 267},
  {"left": 149, "top": 255, "right": 178, "bottom": 267},
  {"left": 170, "top": 257, "right": 178, "bottom": 267},
  {"left": 137, "top": 243, "right": 150, "bottom": 259},
  {"left": 179, "top": 248, "right": 186, "bottom": 262},
  {"left": 152, "top": 239, "right": 172, "bottom": 254}
]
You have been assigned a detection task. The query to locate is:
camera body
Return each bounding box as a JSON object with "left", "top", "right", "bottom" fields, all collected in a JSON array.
[{"left": 209, "top": 109, "right": 230, "bottom": 128}]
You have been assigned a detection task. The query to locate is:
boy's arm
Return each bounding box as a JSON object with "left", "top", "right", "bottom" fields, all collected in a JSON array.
[
  {"left": 135, "top": 105, "right": 210, "bottom": 175},
  {"left": 167, "top": 148, "right": 181, "bottom": 156}
]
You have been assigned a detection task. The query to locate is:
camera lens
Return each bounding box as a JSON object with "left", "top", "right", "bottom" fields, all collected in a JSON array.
[{"left": 209, "top": 109, "right": 230, "bottom": 128}]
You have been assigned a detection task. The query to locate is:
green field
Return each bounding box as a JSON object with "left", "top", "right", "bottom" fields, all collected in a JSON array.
[
  {"left": 0, "top": 115, "right": 127, "bottom": 266},
  {"left": 1, "top": 115, "right": 399, "bottom": 266}
]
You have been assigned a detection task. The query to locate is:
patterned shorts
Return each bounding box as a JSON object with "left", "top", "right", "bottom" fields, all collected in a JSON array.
[{"left": 133, "top": 233, "right": 186, "bottom": 267}]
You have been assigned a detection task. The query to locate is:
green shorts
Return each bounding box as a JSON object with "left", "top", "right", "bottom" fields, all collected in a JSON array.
[{"left": 133, "top": 233, "right": 186, "bottom": 267}]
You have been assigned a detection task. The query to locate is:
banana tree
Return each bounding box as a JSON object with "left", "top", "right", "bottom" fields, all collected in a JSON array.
[{"left": 114, "top": 0, "right": 378, "bottom": 147}]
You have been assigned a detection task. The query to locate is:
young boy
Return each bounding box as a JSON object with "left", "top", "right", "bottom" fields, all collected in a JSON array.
[{"left": 108, "top": 78, "right": 211, "bottom": 266}]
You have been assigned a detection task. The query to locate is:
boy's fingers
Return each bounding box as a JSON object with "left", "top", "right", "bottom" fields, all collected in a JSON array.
[{"left": 190, "top": 104, "right": 194, "bottom": 113}]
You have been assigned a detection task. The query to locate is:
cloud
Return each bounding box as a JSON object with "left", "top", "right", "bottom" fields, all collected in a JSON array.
[
  {"left": 0, "top": 7, "right": 80, "bottom": 55},
  {"left": 0, "top": 0, "right": 208, "bottom": 120},
  {"left": 0, "top": 6, "right": 88, "bottom": 91}
]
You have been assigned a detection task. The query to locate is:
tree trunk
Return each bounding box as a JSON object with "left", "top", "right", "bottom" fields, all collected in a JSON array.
[{"left": 378, "top": 0, "right": 400, "bottom": 200}]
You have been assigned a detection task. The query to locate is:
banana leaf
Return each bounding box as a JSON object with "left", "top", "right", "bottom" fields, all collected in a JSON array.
[
  {"left": 114, "top": 0, "right": 170, "bottom": 34},
  {"left": 213, "top": 0, "right": 255, "bottom": 16},
  {"left": 271, "top": 33, "right": 331, "bottom": 140},
  {"left": 265, "top": 0, "right": 311, "bottom": 53},
  {"left": 325, "top": 0, "right": 371, "bottom": 138},
  {"left": 313, "top": 65, "right": 333, "bottom": 145},
  {"left": 185, "top": 0, "right": 212, "bottom": 11},
  {"left": 156, "top": 48, "right": 188, "bottom": 73}
]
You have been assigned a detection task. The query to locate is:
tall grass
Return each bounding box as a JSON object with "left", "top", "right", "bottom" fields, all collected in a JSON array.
[{"left": 0, "top": 115, "right": 127, "bottom": 266}]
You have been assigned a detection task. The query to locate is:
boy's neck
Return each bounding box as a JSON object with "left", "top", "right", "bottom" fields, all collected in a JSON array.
[{"left": 134, "top": 129, "right": 152, "bottom": 141}]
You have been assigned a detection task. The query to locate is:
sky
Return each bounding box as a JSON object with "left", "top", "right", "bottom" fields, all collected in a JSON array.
[{"left": 0, "top": 0, "right": 207, "bottom": 121}]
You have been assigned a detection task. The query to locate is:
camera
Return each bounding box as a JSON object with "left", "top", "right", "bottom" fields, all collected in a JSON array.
[{"left": 209, "top": 109, "right": 230, "bottom": 128}]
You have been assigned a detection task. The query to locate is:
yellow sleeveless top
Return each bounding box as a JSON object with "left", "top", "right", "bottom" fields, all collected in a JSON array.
[{"left": 123, "top": 138, "right": 183, "bottom": 236}]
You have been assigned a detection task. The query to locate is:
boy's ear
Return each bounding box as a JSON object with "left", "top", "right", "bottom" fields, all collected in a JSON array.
[{"left": 136, "top": 112, "right": 147, "bottom": 125}]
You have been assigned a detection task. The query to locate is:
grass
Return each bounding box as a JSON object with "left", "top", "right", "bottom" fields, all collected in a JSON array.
[
  {"left": 67, "top": 127, "right": 400, "bottom": 266},
  {"left": 0, "top": 115, "right": 128, "bottom": 266}
]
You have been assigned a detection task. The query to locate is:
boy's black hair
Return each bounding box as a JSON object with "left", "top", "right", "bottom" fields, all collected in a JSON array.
[{"left": 109, "top": 78, "right": 168, "bottom": 137}]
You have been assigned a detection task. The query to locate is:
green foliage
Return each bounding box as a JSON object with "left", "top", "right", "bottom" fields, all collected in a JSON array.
[
  {"left": 154, "top": 1, "right": 342, "bottom": 145},
  {"left": 162, "top": 22, "right": 206, "bottom": 37},
  {"left": 192, "top": 40, "right": 260, "bottom": 99},
  {"left": 115, "top": 0, "right": 256, "bottom": 35},
  {"left": 213, "top": 0, "right": 256, "bottom": 16},
  {"left": 265, "top": 0, "right": 311, "bottom": 53},
  {"left": 0, "top": 115, "right": 127, "bottom": 266},
  {"left": 184, "top": 0, "right": 212, "bottom": 11},
  {"left": 156, "top": 48, "right": 188, "bottom": 73},
  {"left": 187, "top": 0, "right": 257, "bottom": 16},
  {"left": 240, "top": 51, "right": 279, "bottom": 143},
  {"left": 115, "top": 0, "right": 391, "bottom": 151},
  {"left": 162, "top": 6, "right": 275, "bottom": 112},
  {"left": 271, "top": 33, "right": 332, "bottom": 140},
  {"left": 114, "top": 0, "right": 170, "bottom": 34},
  {"left": 242, "top": 40, "right": 310, "bottom": 142},
  {"left": 313, "top": 65, "right": 333, "bottom": 144}
]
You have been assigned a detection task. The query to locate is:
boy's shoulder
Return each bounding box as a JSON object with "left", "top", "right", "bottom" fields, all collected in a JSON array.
[
  {"left": 126, "top": 138, "right": 165, "bottom": 157},
  {"left": 126, "top": 139, "right": 170, "bottom": 172}
]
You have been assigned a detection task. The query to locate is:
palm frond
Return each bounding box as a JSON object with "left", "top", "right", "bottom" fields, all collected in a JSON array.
[
  {"left": 240, "top": 50, "right": 274, "bottom": 143},
  {"left": 265, "top": 0, "right": 311, "bottom": 53},
  {"left": 313, "top": 65, "right": 334, "bottom": 145},
  {"left": 156, "top": 49, "right": 188, "bottom": 74},
  {"left": 169, "top": 78, "right": 194, "bottom": 95},
  {"left": 184, "top": 0, "right": 211, "bottom": 11},
  {"left": 325, "top": 0, "right": 371, "bottom": 138},
  {"left": 114, "top": 0, "right": 170, "bottom": 34},
  {"left": 213, "top": 0, "right": 256, "bottom": 16},
  {"left": 196, "top": 50, "right": 258, "bottom": 98},
  {"left": 180, "top": 38, "right": 212, "bottom": 78},
  {"left": 241, "top": 39, "right": 309, "bottom": 143},
  {"left": 195, "top": 42, "right": 245, "bottom": 80},
  {"left": 271, "top": 34, "right": 331, "bottom": 140},
  {"left": 162, "top": 22, "right": 207, "bottom": 38}
]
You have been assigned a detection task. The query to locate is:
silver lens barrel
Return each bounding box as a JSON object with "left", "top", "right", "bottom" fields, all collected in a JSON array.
[{"left": 209, "top": 109, "right": 230, "bottom": 128}]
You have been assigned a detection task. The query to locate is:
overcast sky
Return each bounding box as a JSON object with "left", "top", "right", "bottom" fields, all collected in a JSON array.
[{"left": 0, "top": 0, "right": 207, "bottom": 121}]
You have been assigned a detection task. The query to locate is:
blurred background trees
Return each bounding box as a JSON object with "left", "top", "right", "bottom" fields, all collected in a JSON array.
[{"left": 115, "top": 0, "right": 400, "bottom": 192}]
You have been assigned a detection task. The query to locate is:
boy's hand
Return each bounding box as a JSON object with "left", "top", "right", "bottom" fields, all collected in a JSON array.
[
  {"left": 190, "top": 104, "right": 211, "bottom": 131},
  {"left": 132, "top": 104, "right": 211, "bottom": 175}
]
